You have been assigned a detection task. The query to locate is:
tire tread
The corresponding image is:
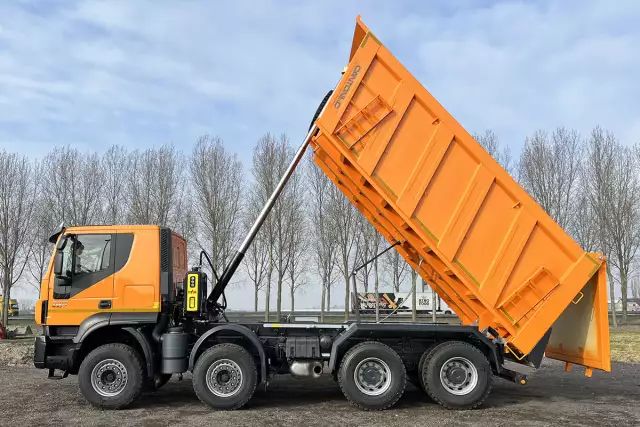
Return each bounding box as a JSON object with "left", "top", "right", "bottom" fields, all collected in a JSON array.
[
  {"left": 421, "top": 340, "right": 492, "bottom": 410},
  {"left": 337, "top": 341, "right": 406, "bottom": 411},
  {"left": 78, "top": 343, "right": 145, "bottom": 410},
  {"left": 192, "top": 343, "right": 258, "bottom": 410}
]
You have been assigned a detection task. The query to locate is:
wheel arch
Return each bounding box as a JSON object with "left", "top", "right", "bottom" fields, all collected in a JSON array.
[
  {"left": 73, "top": 325, "right": 154, "bottom": 377},
  {"left": 188, "top": 324, "right": 267, "bottom": 384}
]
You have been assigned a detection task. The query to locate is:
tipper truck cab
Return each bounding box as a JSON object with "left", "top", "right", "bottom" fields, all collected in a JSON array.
[{"left": 34, "top": 16, "right": 611, "bottom": 412}]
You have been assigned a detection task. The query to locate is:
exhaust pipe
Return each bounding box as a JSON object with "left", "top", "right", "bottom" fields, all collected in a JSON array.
[{"left": 289, "top": 360, "right": 324, "bottom": 379}]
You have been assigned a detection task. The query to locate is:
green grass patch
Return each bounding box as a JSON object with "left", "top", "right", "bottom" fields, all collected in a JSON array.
[{"left": 610, "top": 325, "right": 640, "bottom": 363}]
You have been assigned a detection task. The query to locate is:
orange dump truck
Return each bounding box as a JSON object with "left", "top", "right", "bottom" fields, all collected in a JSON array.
[
  {"left": 311, "top": 16, "right": 611, "bottom": 376},
  {"left": 33, "top": 16, "right": 609, "bottom": 413}
]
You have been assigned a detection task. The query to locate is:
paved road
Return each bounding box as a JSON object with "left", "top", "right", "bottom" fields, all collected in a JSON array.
[{"left": 0, "top": 359, "right": 637, "bottom": 427}]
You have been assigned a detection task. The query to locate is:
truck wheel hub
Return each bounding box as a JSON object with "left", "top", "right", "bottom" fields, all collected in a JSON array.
[
  {"left": 354, "top": 357, "right": 392, "bottom": 396},
  {"left": 91, "top": 359, "right": 128, "bottom": 397},
  {"left": 206, "top": 359, "right": 243, "bottom": 398},
  {"left": 439, "top": 357, "right": 478, "bottom": 396},
  {"left": 447, "top": 367, "right": 466, "bottom": 384}
]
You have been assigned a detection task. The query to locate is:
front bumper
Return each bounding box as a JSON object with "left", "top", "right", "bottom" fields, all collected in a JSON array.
[
  {"left": 33, "top": 335, "right": 79, "bottom": 372},
  {"left": 33, "top": 335, "right": 47, "bottom": 369}
]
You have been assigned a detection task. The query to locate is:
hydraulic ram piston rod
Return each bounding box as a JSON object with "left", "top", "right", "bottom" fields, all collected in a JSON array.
[{"left": 207, "top": 91, "right": 334, "bottom": 308}]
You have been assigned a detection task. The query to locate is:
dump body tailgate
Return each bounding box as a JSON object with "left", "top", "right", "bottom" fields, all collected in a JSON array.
[{"left": 310, "top": 16, "right": 610, "bottom": 373}]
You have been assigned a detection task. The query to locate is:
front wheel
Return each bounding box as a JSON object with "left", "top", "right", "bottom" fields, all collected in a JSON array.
[
  {"left": 338, "top": 341, "right": 406, "bottom": 411},
  {"left": 77, "top": 343, "right": 145, "bottom": 409},
  {"left": 421, "top": 341, "right": 492, "bottom": 410},
  {"left": 192, "top": 343, "right": 258, "bottom": 410}
]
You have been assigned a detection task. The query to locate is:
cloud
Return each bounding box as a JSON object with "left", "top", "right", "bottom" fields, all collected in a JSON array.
[{"left": 1, "top": 0, "right": 638, "bottom": 306}]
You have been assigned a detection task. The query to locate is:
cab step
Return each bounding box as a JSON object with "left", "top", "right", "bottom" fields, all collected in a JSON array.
[{"left": 48, "top": 368, "right": 69, "bottom": 380}]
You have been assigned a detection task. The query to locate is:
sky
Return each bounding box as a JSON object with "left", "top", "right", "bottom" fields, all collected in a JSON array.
[{"left": 1, "top": 0, "right": 638, "bottom": 308}]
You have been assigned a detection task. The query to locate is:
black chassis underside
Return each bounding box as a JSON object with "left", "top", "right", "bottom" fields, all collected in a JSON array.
[{"left": 187, "top": 320, "right": 507, "bottom": 382}]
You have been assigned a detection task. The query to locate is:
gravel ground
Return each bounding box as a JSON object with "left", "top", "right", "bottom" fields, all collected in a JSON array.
[{"left": 0, "top": 359, "right": 637, "bottom": 427}]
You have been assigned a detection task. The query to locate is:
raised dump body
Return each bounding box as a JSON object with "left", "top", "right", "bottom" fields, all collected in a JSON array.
[{"left": 310, "top": 16, "right": 610, "bottom": 374}]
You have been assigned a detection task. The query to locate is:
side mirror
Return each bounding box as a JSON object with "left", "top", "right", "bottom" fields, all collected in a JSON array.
[
  {"left": 56, "top": 235, "right": 67, "bottom": 251},
  {"left": 53, "top": 251, "right": 64, "bottom": 277}
]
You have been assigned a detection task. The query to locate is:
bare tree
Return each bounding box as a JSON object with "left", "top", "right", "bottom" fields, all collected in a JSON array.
[
  {"left": 473, "top": 130, "right": 514, "bottom": 176},
  {"left": 242, "top": 187, "right": 269, "bottom": 312},
  {"left": 518, "top": 127, "right": 583, "bottom": 230},
  {"left": 631, "top": 276, "right": 640, "bottom": 300},
  {"left": 384, "top": 249, "right": 409, "bottom": 292},
  {"left": 606, "top": 143, "right": 640, "bottom": 323},
  {"left": 270, "top": 135, "right": 297, "bottom": 319},
  {"left": 354, "top": 216, "right": 381, "bottom": 293},
  {"left": 329, "top": 184, "right": 360, "bottom": 319},
  {"left": 583, "top": 126, "right": 619, "bottom": 327},
  {"left": 127, "top": 143, "right": 183, "bottom": 227},
  {"left": 286, "top": 198, "right": 307, "bottom": 312},
  {"left": 411, "top": 268, "right": 418, "bottom": 322},
  {"left": 41, "top": 146, "right": 103, "bottom": 226},
  {"left": 285, "top": 164, "right": 308, "bottom": 312},
  {"left": 571, "top": 176, "right": 599, "bottom": 252},
  {"left": 156, "top": 145, "right": 184, "bottom": 228},
  {"left": 101, "top": 145, "right": 129, "bottom": 224},
  {"left": 307, "top": 155, "right": 338, "bottom": 321},
  {"left": 174, "top": 186, "right": 199, "bottom": 268},
  {"left": 374, "top": 234, "right": 387, "bottom": 321},
  {"left": 190, "top": 136, "right": 244, "bottom": 285},
  {"left": 249, "top": 133, "right": 286, "bottom": 321},
  {"left": 27, "top": 192, "right": 58, "bottom": 293},
  {"left": 0, "top": 151, "right": 37, "bottom": 326}
]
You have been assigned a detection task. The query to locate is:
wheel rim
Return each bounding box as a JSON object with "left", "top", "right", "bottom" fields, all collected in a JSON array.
[
  {"left": 206, "top": 359, "right": 244, "bottom": 398},
  {"left": 91, "top": 359, "right": 128, "bottom": 397},
  {"left": 353, "top": 357, "right": 392, "bottom": 396},
  {"left": 439, "top": 357, "right": 478, "bottom": 396}
]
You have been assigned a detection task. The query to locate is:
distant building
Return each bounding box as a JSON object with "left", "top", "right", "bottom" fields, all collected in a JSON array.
[{"left": 608, "top": 298, "right": 640, "bottom": 312}]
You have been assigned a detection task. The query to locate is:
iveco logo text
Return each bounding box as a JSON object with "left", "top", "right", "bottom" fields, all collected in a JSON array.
[{"left": 334, "top": 65, "right": 361, "bottom": 109}]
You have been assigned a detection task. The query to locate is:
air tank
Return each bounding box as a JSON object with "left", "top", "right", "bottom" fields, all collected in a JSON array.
[{"left": 161, "top": 327, "right": 188, "bottom": 374}]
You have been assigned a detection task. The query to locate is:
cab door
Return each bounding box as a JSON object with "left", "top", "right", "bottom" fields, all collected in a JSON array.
[{"left": 46, "top": 232, "right": 115, "bottom": 326}]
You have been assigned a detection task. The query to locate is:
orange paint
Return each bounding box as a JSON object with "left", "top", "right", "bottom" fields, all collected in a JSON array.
[{"left": 310, "top": 16, "right": 611, "bottom": 373}]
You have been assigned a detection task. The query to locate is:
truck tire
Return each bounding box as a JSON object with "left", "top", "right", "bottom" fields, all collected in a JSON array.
[
  {"left": 338, "top": 341, "right": 406, "bottom": 411},
  {"left": 78, "top": 343, "right": 145, "bottom": 409},
  {"left": 416, "top": 342, "right": 439, "bottom": 392},
  {"left": 421, "top": 341, "right": 492, "bottom": 410},
  {"left": 192, "top": 343, "right": 258, "bottom": 410}
]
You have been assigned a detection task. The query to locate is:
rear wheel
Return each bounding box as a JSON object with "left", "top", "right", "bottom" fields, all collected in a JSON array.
[
  {"left": 421, "top": 341, "right": 492, "bottom": 410},
  {"left": 416, "top": 342, "right": 439, "bottom": 392},
  {"left": 338, "top": 341, "right": 406, "bottom": 411},
  {"left": 78, "top": 343, "right": 144, "bottom": 409},
  {"left": 192, "top": 343, "right": 258, "bottom": 410}
]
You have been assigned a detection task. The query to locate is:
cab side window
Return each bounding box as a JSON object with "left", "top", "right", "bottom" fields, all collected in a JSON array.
[
  {"left": 73, "top": 235, "right": 112, "bottom": 276},
  {"left": 53, "top": 234, "right": 114, "bottom": 299}
]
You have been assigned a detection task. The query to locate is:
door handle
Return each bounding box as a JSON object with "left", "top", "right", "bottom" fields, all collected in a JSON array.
[{"left": 98, "top": 300, "right": 112, "bottom": 309}]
